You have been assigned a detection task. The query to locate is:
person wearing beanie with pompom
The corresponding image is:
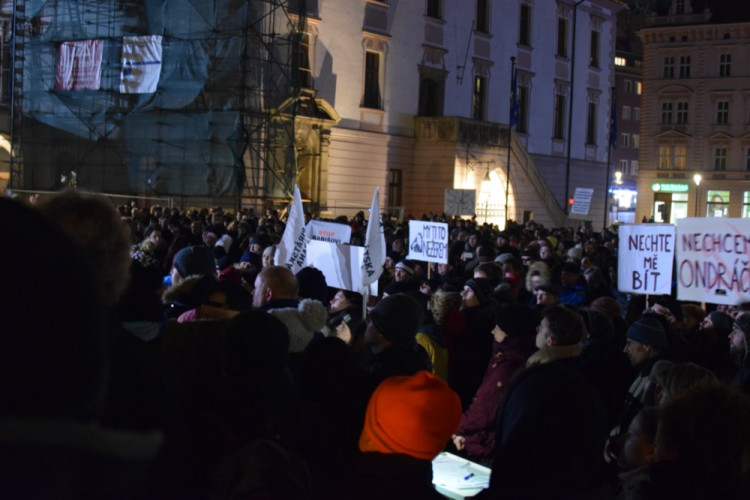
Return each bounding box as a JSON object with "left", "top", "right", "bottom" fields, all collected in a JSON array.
[
  {"left": 364, "top": 293, "right": 433, "bottom": 386},
  {"left": 328, "top": 371, "right": 461, "bottom": 499},
  {"left": 452, "top": 304, "right": 539, "bottom": 463}
]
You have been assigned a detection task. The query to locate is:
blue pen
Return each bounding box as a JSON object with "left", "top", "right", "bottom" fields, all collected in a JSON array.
[{"left": 464, "top": 472, "right": 475, "bottom": 481}]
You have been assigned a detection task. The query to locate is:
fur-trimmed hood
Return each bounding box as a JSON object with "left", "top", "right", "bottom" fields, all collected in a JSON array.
[
  {"left": 161, "top": 274, "right": 215, "bottom": 306},
  {"left": 268, "top": 299, "right": 328, "bottom": 353}
]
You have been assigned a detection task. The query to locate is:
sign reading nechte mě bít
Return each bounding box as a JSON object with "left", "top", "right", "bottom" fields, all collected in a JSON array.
[
  {"left": 407, "top": 220, "right": 449, "bottom": 264},
  {"left": 618, "top": 224, "right": 675, "bottom": 295},
  {"left": 676, "top": 218, "right": 750, "bottom": 305}
]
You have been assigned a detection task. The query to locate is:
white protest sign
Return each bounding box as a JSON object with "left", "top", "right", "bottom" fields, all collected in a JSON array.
[
  {"left": 305, "top": 239, "right": 377, "bottom": 295},
  {"left": 305, "top": 220, "right": 352, "bottom": 244},
  {"left": 406, "top": 220, "right": 449, "bottom": 264},
  {"left": 675, "top": 218, "right": 750, "bottom": 305},
  {"left": 617, "top": 224, "right": 675, "bottom": 295},
  {"left": 570, "top": 187, "right": 594, "bottom": 215},
  {"left": 444, "top": 189, "right": 476, "bottom": 216}
]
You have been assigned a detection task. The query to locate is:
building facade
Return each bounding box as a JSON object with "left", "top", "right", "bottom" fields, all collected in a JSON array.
[
  {"left": 637, "top": 0, "right": 750, "bottom": 222},
  {"left": 295, "top": 0, "right": 622, "bottom": 226}
]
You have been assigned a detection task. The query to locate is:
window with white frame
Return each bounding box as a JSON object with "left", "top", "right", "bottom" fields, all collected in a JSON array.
[
  {"left": 676, "top": 101, "right": 689, "bottom": 125},
  {"left": 659, "top": 145, "right": 686, "bottom": 169},
  {"left": 743, "top": 192, "right": 750, "bottom": 218},
  {"left": 661, "top": 102, "right": 673, "bottom": 124},
  {"left": 621, "top": 133, "right": 630, "bottom": 148},
  {"left": 636, "top": 81, "right": 642, "bottom": 94},
  {"left": 632, "top": 134, "right": 640, "bottom": 148},
  {"left": 719, "top": 53, "right": 731, "bottom": 77},
  {"left": 622, "top": 106, "right": 631, "bottom": 120},
  {"left": 746, "top": 147, "right": 750, "bottom": 171},
  {"left": 634, "top": 107, "right": 641, "bottom": 121},
  {"left": 631, "top": 160, "right": 639, "bottom": 172},
  {"left": 679, "top": 55, "right": 691, "bottom": 78},
  {"left": 714, "top": 147, "right": 727, "bottom": 171},
  {"left": 619, "top": 160, "right": 628, "bottom": 174},
  {"left": 663, "top": 56, "right": 675, "bottom": 78},
  {"left": 624, "top": 80, "right": 633, "bottom": 93},
  {"left": 716, "top": 100, "right": 729, "bottom": 125}
]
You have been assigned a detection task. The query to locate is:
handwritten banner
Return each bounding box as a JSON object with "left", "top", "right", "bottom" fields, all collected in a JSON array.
[
  {"left": 406, "top": 220, "right": 449, "bottom": 264},
  {"left": 617, "top": 224, "right": 675, "bottom": 295},
  {"left": 676, "top": 218, "right": 750, "bottom": 305}
]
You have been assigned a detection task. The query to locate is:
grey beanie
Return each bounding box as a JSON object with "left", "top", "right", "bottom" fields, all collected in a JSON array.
[{"left": 627, "top": 316, "right": 668, "bottom": 351}]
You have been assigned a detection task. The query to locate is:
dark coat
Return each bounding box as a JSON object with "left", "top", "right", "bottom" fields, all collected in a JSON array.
[
  {"left": 325, "top": 452, "right": 445, "bottom": 500},
  {"left": 451, "top": 303, "right": 496, "bottom": 408},
  {"left": 475, "top": 357, "right": 609, "bottom": 499},
  {"left": 455, "top": 335, "right": 535, "bottom": 461},
  {"left": 367, "top": 340, "right": 433, "bottom": 388}
]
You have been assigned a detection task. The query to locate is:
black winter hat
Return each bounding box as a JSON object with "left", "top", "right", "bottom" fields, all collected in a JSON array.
[
  {"left": 464, "top": 278, "right": 494, "bottom": 307},
  {"left": 296, "top": 266, "right": 328, "bottom": 302},
  {"left": 223, "top": 310, "right": 289, "bottom": 377},
  {"left": 173, "top": 245, "right": 216, "bottom": 278},
  {"left": 495, "top": 304, "right": 539, "bottom": 337},
  {"left": 709, "top": 310, "right": 734, "bottom": 337},
  {"left": 369, "top": 294, "right": 424, "bottom": 344}
]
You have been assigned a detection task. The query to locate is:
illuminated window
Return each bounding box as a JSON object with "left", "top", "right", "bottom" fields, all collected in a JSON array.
[
  {"left": 659, "top": 145, "right": 686, "bottom": 170},
  {"left": 615, "top": 57, "right": 626, "bottom": 66},
  {"left": 472, "top": 75, "right": 486, "bottom": 120},
  {"left": 706, "top": 190, "right": 729, "bottom": 218}
]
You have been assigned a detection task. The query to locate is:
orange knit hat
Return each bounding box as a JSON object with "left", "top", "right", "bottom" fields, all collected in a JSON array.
[{"left": 359, "top": 371, "right": 462, "bottom": 460}]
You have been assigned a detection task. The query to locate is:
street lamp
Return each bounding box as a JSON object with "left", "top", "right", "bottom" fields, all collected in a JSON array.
[{"left": 693, "top": 174, "right": 702, "bottom": 217}]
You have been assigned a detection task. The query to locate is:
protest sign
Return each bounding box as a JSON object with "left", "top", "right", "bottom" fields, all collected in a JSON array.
[
  {"left": 306, "top": 239, "right": 377, "bottom": 295},
  {"left": 617, "top": 224, "right": 675, "bottom": 295},
  {"left": 570, "top": 188, "right": 594, "bottom": 215},
  {"left": 675, "top": 218, "right": 750, "bottom": 305},
  {"left": 406, "top": 220, "right": 449, "bottom": 264},
  {"left": 306, "top": 220, "right": 352, "bottom": 244}
]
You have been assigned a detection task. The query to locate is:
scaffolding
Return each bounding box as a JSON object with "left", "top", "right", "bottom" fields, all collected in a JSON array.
[{"left": 7, "top": 0, "right": 310, "bottom": 210}]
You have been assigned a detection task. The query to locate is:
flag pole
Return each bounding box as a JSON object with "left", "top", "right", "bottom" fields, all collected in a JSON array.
[
  {"left": 604, "top": 87, "right": 616, "bottom": 230},
  {"left": 505, "top": 56, "right": 517, "bottom": 228}
]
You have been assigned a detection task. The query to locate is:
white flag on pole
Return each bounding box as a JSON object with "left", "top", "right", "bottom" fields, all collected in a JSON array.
[
  {"left": 361, "top": 186, "right": 386, "bottom": 289},
  {"left": 276, "top": 185, "right": 308, "bottom": 274}
]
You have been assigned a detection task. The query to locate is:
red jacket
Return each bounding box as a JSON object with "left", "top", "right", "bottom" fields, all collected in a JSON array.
[{"left": 455, "top": 335, "right": 535, "bottom": 461}]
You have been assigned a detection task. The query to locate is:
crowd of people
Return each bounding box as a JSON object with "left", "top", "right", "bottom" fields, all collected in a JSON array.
[{"left": 3, "top": 189, "right": 750, "bottom": 499}]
